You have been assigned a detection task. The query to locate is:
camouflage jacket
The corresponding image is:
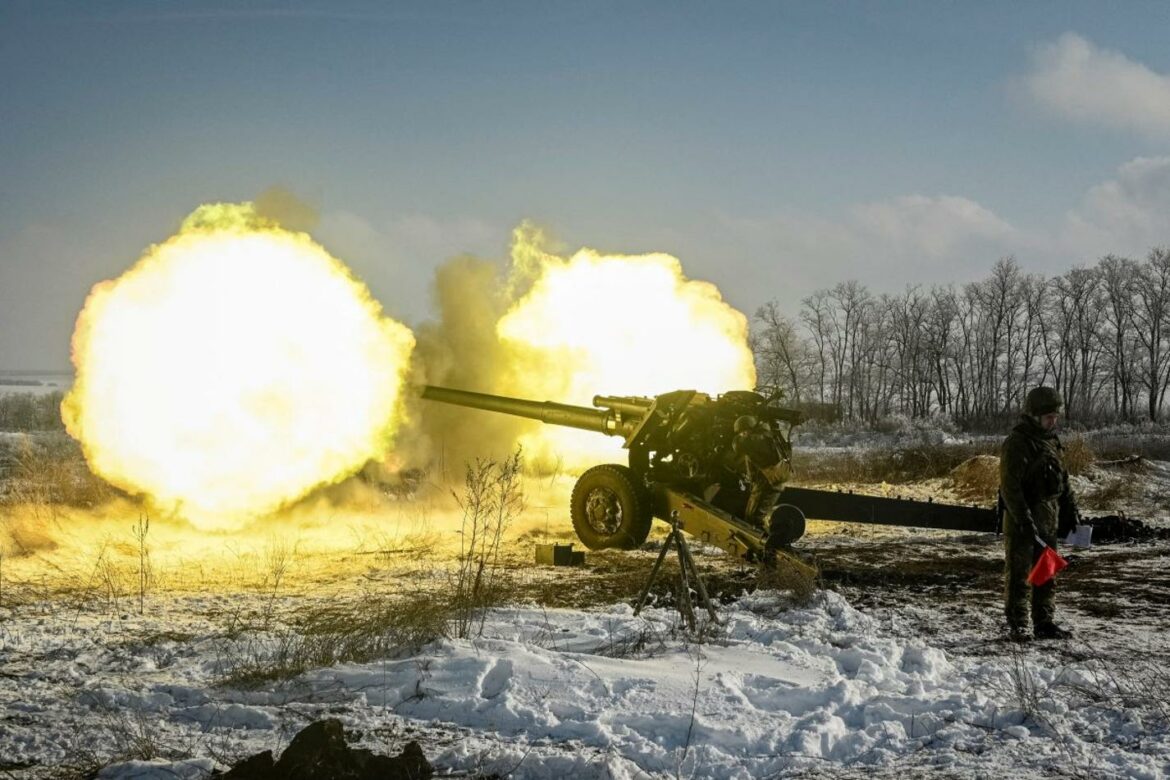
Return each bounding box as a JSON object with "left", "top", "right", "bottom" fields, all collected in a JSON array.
[
  {"left": 733, "top": 428, "right": 792, "bottom": 488},
  {"left": 999, "top": 414, "right": 1079, "bottom": 539}
]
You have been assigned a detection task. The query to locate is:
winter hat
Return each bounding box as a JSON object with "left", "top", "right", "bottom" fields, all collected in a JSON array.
[{"left": 1025, "top": 386, "right": 1063, "bottom": 416}]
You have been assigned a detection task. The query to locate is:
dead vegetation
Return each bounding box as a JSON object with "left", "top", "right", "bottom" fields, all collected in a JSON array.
[
  {"left": 217, "top": 450, "right": 528, "bottom": 687},
  {"left": 795, "top": 441, "right": 997, "bottom": 486},
  {"left": 218, "top": 591, "right": 450, "bottom": 688},
  {"left": 949, "top": 454, "right": 1000, "bottom": 502},
  {"left": 0, "top": 432, "right": 115, "bottom": 509},
  {"left": 757, "top": 549, "right": 819, "bottom": 606},
  {"left": 1061, "top": 434, "right": 1095, "bottom": 476},
  {"left": 450, "top": 448, "right": 523, "bottom": 639},
  {"left": 1080, "top": 475, "right": 1145, "bottom": 510}
]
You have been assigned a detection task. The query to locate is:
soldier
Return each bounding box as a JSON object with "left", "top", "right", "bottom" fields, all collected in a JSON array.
[
  {"left": 732, "top": 414, "right": 792, "bottom": 543},
  {"left": 999, "top": 386, "right": 1080, "bottom": 642}
]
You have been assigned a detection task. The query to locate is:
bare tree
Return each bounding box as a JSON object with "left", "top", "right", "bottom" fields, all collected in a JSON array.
[
  {"left": 1018, "top": 274, "right": 1048, "bottom": 400},
  {"left": 1097, "top": 255, "right": 1140, "bottom": 420},
  {"left": 752, "top": 301, "right": 806, "bottom": 401},
  {"left": 967, "top": 258, "right": 1029, "bottom": 417},
  {"left": 800, "top": 290, "right": 832, "bottom": 406},
  {"left": 924, "top": 286, "right": 960, "bottom": 414},
  {"left": 1133, "top": 248, "right": 1170, "bottom": 421},
  {"left": 885, "top": 287, "right": 931, "bottom": 416},
  {"left": 828, "top": 281, "right": 872, "bottom": 417},
  {"left": 752, "top": 245, "right": 1168, "bottom": 427}
]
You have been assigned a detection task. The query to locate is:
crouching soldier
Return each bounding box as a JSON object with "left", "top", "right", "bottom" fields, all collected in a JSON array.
[
  {"left": 999, "top": 386, "right": 1080, "bottom": 642},
  {"left": 732, "top": 415, "right": 793, "bottom": 548}
]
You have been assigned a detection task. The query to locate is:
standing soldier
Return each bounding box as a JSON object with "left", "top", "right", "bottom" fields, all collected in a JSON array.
[{"left": 999, "top": 386, "right": 1079, "bottom": 642}]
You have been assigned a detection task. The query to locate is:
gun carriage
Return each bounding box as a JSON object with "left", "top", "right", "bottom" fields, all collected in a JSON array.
[{"left": 421, "top": 385, "right": 997, "bottom": 561}]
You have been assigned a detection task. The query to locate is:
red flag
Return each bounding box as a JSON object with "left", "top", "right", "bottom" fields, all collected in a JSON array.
[{"left": 1027, "top": 545, "right": 1069, "bottom": 586}]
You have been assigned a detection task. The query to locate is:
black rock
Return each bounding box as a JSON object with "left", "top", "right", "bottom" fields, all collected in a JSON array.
[
  {"left": 222, "top": 719, "right": 433, "bottom": 780},
  {"left": 1085, "top": 514, "right": 1169, "bottom": 543},
  {"left": 221, "top": 750, "right": 274, "bottom": 779}
]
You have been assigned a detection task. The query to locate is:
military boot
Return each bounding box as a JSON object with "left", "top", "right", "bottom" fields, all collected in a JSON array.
[
  {"left": 1034, "top": 622, "right": 1072, "bottom": 640},
  {"left": 1007, "top": 623, "right": 1032, "bottom": 643}
]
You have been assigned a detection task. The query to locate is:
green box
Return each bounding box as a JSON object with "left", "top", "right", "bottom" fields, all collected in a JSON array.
[{"left": 535, "top": 543, "right": 585, "bottom": 566}]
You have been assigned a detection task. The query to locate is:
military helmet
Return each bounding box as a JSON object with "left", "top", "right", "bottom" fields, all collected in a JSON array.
[
  {"left": 733, "top": 415, "right": 758, "bottom": 434},
  {"left": 1025, "top": 386, "right": 1063, "bottom": 416}
]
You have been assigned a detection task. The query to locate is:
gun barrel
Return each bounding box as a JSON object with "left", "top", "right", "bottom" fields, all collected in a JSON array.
[{"left": 421, "top": 385, "right": 626, "bottom": 436}]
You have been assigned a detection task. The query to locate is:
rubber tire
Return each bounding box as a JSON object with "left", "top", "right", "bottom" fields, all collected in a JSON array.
[
  {"left": 768, "top": 504, "right": 807, "bottom": 548},
  {"left": 570, "top": 464, "right": 653, "bottom": 550}
]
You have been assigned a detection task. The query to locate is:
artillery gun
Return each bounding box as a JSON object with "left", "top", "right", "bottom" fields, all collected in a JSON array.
[{"left": 421, "top": 385, "right": 997, "bottom": 561}]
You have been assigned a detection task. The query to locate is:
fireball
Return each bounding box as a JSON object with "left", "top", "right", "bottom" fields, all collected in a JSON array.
[
  {"left": 62, "top": 203, "right": 415, "bottom": 529},
  {"left": 496, "top": 228, "right": 755, "bottom": 468}
]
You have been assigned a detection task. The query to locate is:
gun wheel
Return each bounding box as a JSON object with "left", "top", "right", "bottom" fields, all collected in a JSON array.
[
  {"left": 768, "top": 504, "right": 807, "bottom": 548},
  {"left": 571, "top": 464, "right": 653, "bottom": 550}
]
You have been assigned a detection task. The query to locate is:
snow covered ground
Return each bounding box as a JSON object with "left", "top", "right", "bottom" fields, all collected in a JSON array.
[
  {"left": 2, "top": 569, "right": 1167, "bottom": 779},
  {"left": 1, "top": 461, "right": 1168, "bottom": 778}
]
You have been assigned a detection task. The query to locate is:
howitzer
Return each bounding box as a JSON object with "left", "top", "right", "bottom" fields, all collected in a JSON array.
[{"left": 421, "top": 385, "right": 997, "bottom": 561}]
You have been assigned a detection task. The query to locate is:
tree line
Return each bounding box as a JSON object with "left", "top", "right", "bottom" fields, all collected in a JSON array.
[{"left": 752, "top": 248, "right": 1170, "bottom": 429}]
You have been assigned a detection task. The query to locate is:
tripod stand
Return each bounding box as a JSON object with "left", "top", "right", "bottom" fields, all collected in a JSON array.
[{"left": 634, "top": 511, "right": 720, "bottom": 630}]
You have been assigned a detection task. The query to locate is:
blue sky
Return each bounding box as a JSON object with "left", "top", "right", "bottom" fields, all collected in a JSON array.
[{"left": 3, "top": 0, "right": 1170, "bottom": 369}]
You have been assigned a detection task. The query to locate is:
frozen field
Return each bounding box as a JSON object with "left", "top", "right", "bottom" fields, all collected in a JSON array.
[{"left": 0, "top": 456, "right": 1168, "bottom": 778}]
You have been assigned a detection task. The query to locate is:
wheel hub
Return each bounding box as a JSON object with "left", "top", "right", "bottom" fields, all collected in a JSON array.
[{"left": 584, "top": 487, "right": 623, "bottom": 534}]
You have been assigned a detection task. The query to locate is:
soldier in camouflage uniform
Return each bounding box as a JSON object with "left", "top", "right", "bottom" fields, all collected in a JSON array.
[
  {"left": 732, "top": 414, "right": 793, "bottom": 544},
  {"left": 999, "top": 386, "right": 1079, "bottom": 642}
]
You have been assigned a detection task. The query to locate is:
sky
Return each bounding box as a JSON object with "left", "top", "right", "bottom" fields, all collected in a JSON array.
[{"left": 2, "top": 0, "right": 1170, "bottom": 370}]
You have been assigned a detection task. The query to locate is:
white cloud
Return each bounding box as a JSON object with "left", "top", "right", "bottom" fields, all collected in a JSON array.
[
  {"left": 852, "top": 195, "right": 1016, "bottom": 258},
  {"left": 704, "top": 194, "right": 1023, "bottom": 315},
  {"left": 701, "top": 157, "right": 1170, "bottom": 319},
  {"left": 1063, "top": 155, "right": 1170, "bottom": 259},
  {"left": 1022, "top": 32, "right": 1170, "bottom": 140}
]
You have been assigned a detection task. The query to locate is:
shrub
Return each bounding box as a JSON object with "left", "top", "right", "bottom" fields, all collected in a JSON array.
[
  {"left": 1062, "top": 435, "right": 1095, "bottom": 476},
  {"left": 450, "top": 448, "right": 524, "bottom": 639}
]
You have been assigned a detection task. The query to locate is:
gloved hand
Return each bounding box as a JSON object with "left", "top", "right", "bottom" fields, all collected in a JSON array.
[{"left": 1020, "top": 511, "right": 1037, "bottom": 540}]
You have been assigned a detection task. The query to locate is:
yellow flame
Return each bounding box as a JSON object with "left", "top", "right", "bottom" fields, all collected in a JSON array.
[
  {"left": 496, "top": 227, "right": 755, "bottom": 468},
  {"left": 62, "top": 203, "right": 415, "bottom": 529}
]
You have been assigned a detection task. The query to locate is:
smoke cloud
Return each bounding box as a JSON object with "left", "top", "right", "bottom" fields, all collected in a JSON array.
[{"left": 394, "top": 221, "right": 755, "bottom": 477}]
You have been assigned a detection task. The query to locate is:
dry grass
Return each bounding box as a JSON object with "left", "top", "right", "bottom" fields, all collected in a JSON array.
[
  {"left": 1061, "top": 435, "right": 1095, "bottom": 476},
  {"left": 796, "top": 442, "right": 996, "bottom": 485},
  {"left": 1080, "top": 476, "right": 1143, "bottom": 511},
  {"left": 219, "top": 592, "right": 449, "bottom": 688},
  {"left": 756, "top": 550, "right": 819, "bottom": 606},
  {"left": 1085, "top": 431, "right": 1170, "bottom": 461},
  {"left": 949, "top": 454, "right": 1001, "bottom": 502},
  {"left": 2, "top": 433, "right": 114, "bottom": 508},
  {"left": 217, "top": 452, "right": 527, "bottom": 686}
]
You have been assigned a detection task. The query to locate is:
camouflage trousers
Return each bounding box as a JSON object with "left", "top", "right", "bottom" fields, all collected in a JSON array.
[
  {"left": 746, "top": 480, "right": 781, "bottom": 530},
  {"left": 1003, "top": 499, "right": 1059, "bottom": 630}
]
